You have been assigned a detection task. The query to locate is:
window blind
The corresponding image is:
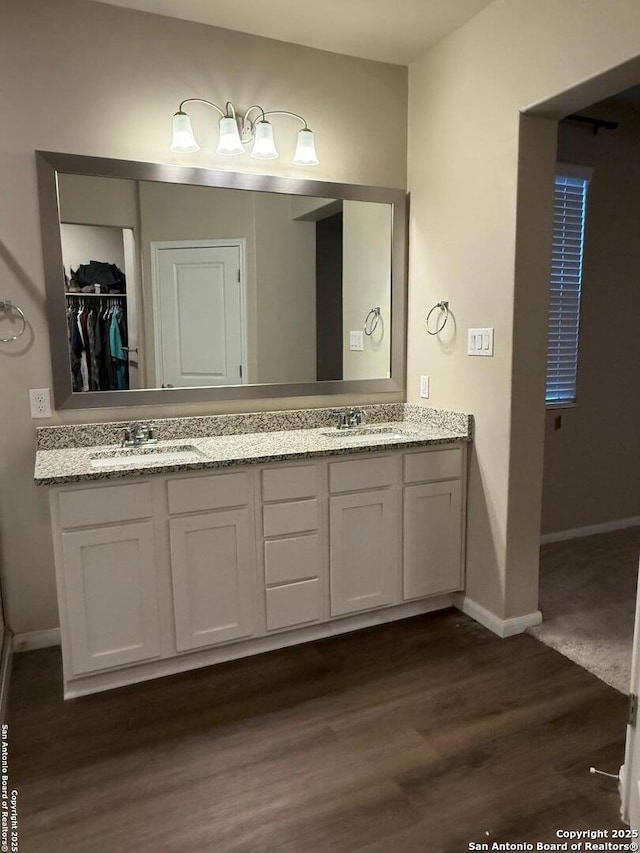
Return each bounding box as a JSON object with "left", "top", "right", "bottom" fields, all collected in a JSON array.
[{"left": 545, "top": 173, "right": 590, "bottom": 405}]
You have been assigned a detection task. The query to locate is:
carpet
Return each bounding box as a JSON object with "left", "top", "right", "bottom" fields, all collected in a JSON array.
[{"left": 528, "top": 526, "right": 640, "bottom": 694}]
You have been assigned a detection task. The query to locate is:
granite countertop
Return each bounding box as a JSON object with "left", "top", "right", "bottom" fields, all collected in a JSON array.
[{"left": 34, "top": 405, "right": 472, "bottom": 485}]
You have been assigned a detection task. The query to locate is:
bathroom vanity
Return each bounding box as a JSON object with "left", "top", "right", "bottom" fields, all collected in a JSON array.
[{"left": 34, "top": 405, "right": 471, "bottom": 698}]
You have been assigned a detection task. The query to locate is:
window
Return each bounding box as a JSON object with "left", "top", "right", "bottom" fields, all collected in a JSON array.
[{"left": 545, "top": 165, "right": 592, "bottom": 406}]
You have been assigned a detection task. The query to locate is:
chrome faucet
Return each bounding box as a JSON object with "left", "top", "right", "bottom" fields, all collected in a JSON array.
[
  {"left": 331, "top": 408, "right": 365, "bottom": 430},
  {"left": 121, "top": 423, "right": 158, "bottom": 447}
]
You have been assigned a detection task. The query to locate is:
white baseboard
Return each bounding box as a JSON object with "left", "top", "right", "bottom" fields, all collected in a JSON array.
[
  {"left": 454, "top": 594, "right": 542, "bottom": 638},
  {"left": 540, "top": 516, "right": 640, "bottom": 545},
  {"left": 0, "top": 630, "right": 13, "bottom": 725},
  {"left": 13, "top": 628, "right": 61, "bottom": 653}
]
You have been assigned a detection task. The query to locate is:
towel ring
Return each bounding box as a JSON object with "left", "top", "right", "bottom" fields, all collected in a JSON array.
[
  {"left": 0, "top": 300, "right": 27, "bottom": 343},
  {"left": 364, "top": 307, "right": 381, "bottom": 336},
  {"left": 425, "top": 301, "right": 449, "bottom": 336}
]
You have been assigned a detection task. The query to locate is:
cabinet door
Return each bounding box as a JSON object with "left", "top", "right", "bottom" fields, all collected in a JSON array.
[
  {"left": 329, "top": 490, "right": 398, "bottom": 616},
  {"left": 61, "top": 522, "right": 161, "bottom": 675},
  {"left": 403, "top": 481, "right": 462, "bottom": 600},
  {"left": 169, "top": 509, "right": 254, "bottom": 651}
]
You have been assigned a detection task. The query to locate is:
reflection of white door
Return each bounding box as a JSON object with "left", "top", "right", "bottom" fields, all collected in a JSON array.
[
  {"left": 152, "top": 241, "right": 245, "bottom": 387},
  {"left": 621, "top": 560, "right": 640, "bottom": 826}
]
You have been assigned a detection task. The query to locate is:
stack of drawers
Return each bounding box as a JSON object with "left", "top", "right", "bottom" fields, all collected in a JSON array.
[{"left": 261, "top": 464, "right": 323, "bottom": 631}]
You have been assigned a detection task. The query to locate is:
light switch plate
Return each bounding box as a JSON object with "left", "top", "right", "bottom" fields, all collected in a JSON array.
[
  {"left": 349, "top": 330, "right": 364, "bottom": 351},
  {"left": 29, "top": 388, "right": 52, "bottom": 418},
  {"left": 467, "top": 327, "right": 494, "bottom": 356},
  {"left": 420, "top": 375, "right": 430, "bottom": 399}
]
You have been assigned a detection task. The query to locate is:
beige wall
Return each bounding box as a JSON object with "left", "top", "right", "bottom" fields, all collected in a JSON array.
[
  {"left": 342, "top": 201, "right": 392, "bottom": 380},
  {"left": 60, "top": 225, "right": 126, "bottom": 277},
  {"left": 0, "top": 0, "right": 407, "bottom": 636},
  {"left": 407, "top": 0, "right": 640, "bottom": 620},
  {"left": 254, "top": 194, "right": 316, "bottom": 384},
  {"left": 541, "top": 98, "right": 640, "bottom": 535},
  {"left": 57, "top": 174, "right": 139, "bottom": 228}
]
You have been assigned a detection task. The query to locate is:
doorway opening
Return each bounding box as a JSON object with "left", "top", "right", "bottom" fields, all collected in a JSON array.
[{"left": 518, "top": 80, "right": 640, "bottom": 826}]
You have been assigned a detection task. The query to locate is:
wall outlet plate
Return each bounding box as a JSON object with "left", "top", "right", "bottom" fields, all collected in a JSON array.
[
  {"left": 420, "top": 375, "right": 430, "bottom": 399},
  {"left": 349, "top": 330, "right": 364, "bottom": 351},
  {"left": 29, "top": 388, "right": 52, "bottom": 418}
]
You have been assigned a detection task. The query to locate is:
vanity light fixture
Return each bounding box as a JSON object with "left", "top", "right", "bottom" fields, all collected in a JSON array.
[{"left": 170, "top": 99, "right": 319, "bottom": 165}]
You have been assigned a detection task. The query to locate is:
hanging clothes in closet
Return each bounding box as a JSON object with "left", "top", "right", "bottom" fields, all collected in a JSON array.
[{"left": 66, "top": 296, "right": 130, "bottom": 391}]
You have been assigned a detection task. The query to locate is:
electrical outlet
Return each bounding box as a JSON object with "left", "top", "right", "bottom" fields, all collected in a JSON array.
[
  {"left": 349, "top": 330, "right": 364, "bottom": 351},
  {"left": 29, "top": 388, "right": 52, "bottom": 419},
  {"left": 420, "top": 375, "right": 430, "bottom": 399}
]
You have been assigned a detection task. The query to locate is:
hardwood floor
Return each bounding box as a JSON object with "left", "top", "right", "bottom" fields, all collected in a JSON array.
[{"left": 8, "top": 610, "right": 627, "bottom": 852}]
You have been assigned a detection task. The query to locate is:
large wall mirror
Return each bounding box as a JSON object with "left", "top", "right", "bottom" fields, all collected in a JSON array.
[{"left": 36, "top": 151, "right": 407, "bottom": 409}]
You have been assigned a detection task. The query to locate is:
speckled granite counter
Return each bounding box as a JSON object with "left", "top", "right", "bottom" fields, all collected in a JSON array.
[{"left": 34, "top": 404, "right": 473, "bottom": 485}]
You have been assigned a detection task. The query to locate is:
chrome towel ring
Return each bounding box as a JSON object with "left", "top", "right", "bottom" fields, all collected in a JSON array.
[
  {"left": 0, "top": 299, "right": 27, "bottom": 343},
  {"left": 364, "top": 306, "right": 381, "bottom": 336},
  {"left": 425, "top": 300, "right": 449, "bottom": 336}
]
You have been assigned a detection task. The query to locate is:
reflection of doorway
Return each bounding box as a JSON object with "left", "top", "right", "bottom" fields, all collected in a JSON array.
[
  {"left": 315, "top": 212, "right": 343, "bottom": 381},
  {"left": 151, "top": 240, "right": 247, "bottom": 388}
]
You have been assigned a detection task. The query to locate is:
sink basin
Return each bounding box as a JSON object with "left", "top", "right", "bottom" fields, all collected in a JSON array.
[
  {"left": 90, "top": 445, "right": 205, "bottom": 468},
  {"left": 322, "top": 427, "right": 408, "bottom": 442}
]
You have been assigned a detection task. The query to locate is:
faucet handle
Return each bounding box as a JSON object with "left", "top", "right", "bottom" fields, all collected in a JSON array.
[
  {"left": 347, "top": 408, "right": 364, "bottom": 427},
  {"left": 330, "top": 409, "right": 349, "bottom": 429}
]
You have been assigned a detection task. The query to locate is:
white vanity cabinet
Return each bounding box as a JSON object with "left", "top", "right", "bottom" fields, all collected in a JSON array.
[
  {"left": 167, "top": 472, "right": 256, "bottom": 651},
  {"left": 402, "top": 448, "right": 465, "bottom": 600},
  {"left": 52, "top": 482, "right": 162, "bottom": 677},
  {"left": 328, "top": 456, "right": 401, "bottom": 616},
  {"left": 47, "top": 442, "right": 467, "bottom": 698}
]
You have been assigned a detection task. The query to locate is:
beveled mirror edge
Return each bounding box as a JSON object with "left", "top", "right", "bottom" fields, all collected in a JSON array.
[{"left": 36, "top": 150, "right": 407, "bottom": 410}]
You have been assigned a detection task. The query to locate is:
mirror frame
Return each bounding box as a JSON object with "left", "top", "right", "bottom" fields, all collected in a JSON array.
[{"left": 36, "top": 150, "right": 407, "bottom": 410}]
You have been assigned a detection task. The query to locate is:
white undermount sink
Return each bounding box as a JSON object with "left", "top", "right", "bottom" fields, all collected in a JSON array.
[
  {"left": 90, "top": 445, "right": 205, "bottom": 468},
  {"left": 322, "top": 428, "right": 408, "bottom": 442}
]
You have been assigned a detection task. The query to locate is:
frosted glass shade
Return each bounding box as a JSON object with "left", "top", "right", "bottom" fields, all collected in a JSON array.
[
  {"left": 170, "top": 112, "right": 200, "bottom": 153},
  {"left": 250, "top": 121, "right": 279, "bottom": 160},
  {"left": 216, "top": 116, "right": 244, "bottom": 155},
  {"left": 292, "top": 129, "right": 319, "bottom": 165}
]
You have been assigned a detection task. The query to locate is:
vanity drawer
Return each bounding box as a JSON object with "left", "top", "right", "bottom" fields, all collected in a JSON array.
[
  {"left": 329, "top": 455, "right": 395, "bottom": 493},
  {"left": 266, "top": 579, "right": 321, "bottom": 631},
  {"left": 403, "top": 448, "right": 462, "bottom": 484},
  {"left": 58, "top": 482, "right": 153, "bottom": 529},
  {"left": 264, "top": 534, "right": 320, "bottom": 585},
  {"left": 263, "top": 500, "right": 318, "bottom": 537},
  {"left": 261, "top": 465, "right": 317, "bottom": 502},
  {"left": 167, "top": 472, "right": 250, "bottom": 514}
]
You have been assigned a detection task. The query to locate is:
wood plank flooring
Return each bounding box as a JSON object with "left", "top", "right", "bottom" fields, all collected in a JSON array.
[{"left": 8, "top": 610, "right": 628, "bottom": 852}]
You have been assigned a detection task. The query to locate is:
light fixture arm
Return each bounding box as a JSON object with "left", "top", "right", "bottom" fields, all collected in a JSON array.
[
  {"left": 262, "top": 110, "right": 309, "bottom": 130},
  {"left": 239, "top": 106, "right": 310, "bottom": 141},
  {"left": 177, "top": 98, "right": 226, "bottom": 118}
]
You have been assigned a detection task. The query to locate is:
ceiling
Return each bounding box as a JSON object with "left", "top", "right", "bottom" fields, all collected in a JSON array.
[{"left": 89, "top": 0, "right": 496, "bottom": 65}]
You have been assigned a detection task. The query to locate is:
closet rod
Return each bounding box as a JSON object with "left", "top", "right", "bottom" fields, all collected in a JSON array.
[
  {"left": 65, "top": 292, "right": 126, "bottom": 297},
  {"left": 565, "top": 114, "right": 619, "bottom": 135}
]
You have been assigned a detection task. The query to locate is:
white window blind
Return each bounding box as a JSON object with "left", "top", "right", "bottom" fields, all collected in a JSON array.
[{"left": 545, "top": 169, "right": 591, "bottom": 405}]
